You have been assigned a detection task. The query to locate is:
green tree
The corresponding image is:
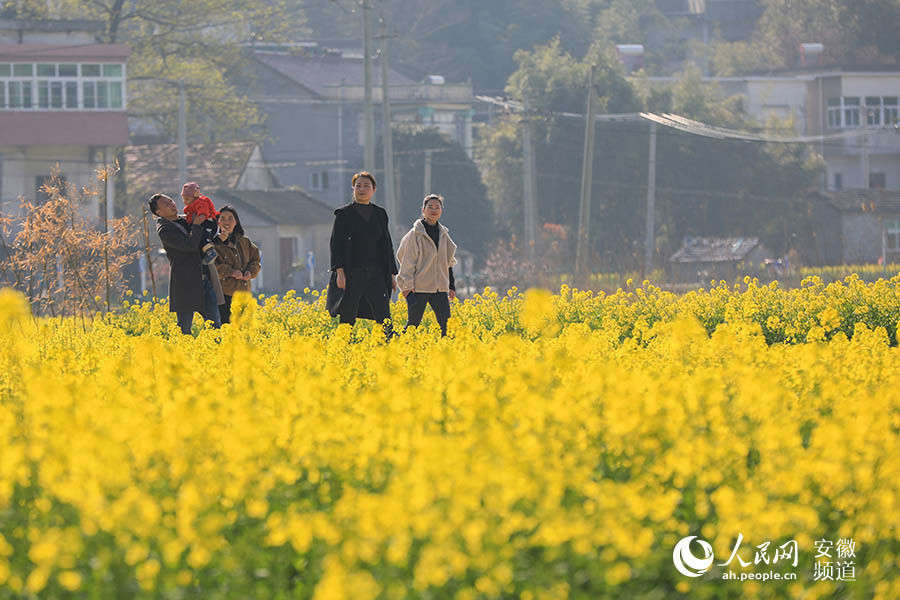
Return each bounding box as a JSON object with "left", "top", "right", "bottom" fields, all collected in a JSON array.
[
  {"left": 854, "top": 0, "right": 900, "bottom": 61},
  {"left": 480, "top": 39, "right": 645, "bottom": 265},
  {"left": 4, "top": 0, "right": 295, "bottom": 140},
  {"left": 754, "top": 0, "right": 854, "bottom": 67},
  {"left": 649, "top": 67, "right": 823, "bottom": 262},
  {"left": 479, "top": 45, "right": 823, "bottom": 274},
  {"left": 713, "top": 0, "right": 900, "bottom": 74},
  {"left": 711, "top": 40, "right": 782, "bottom": 76}
]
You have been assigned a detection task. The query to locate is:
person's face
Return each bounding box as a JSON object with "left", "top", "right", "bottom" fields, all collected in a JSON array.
[
  {"left": 155, "top": 195, "right": 178, "bottom": 220},
  {"left": 181, "top": 188, "right": 199, "bottom": 205},
  {"left": 422, "top": 199, "right": 442, "bottom": 223},
  {"left": 353, "top": 177, "right": 375, "bottom": 202},
  {"left": 218, "top": 210, "right": 236, "bottom": 234}
]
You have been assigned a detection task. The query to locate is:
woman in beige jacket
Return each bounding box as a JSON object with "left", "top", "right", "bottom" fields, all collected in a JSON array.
[{"left": 395, "top": 194, "right": 458, "bottom": 336}]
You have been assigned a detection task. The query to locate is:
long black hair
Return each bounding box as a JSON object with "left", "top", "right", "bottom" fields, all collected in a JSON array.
[{"left": 218, "top": 205, "right": 245, "bottom": 237}]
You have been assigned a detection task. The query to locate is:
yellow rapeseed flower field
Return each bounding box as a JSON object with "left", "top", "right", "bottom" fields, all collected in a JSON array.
[{"left": 0, "top": 276, "right": 898, "bottom": 599}]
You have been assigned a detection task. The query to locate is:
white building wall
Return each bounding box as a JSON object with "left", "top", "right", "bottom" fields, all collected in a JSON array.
[
  {"left": 840, "top": 73, "right": 900, "bottom": 98},
  {"left": 743, "top": 79, "right": 808, "bottom": 129},
  {"left": 826, "top": 156, "right": 864, "bottom": 190},
  {"left": 0, "top": 145, "right": 106, "bottom": 224}
]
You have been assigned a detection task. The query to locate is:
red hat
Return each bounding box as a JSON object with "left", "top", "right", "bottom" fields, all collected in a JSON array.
[{"left": 181, "top": 182, "right": 200, "bottom": 196}]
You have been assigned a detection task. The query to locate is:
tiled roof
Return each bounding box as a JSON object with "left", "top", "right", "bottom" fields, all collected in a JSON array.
[
  {"left": 252, "top": 51, "right": 416, "bottom": 97},
  {"left": 0, "top": 43, "right": 130, "bottom": 60},
  {"left": 124, "top": 142, "right": 258, "bottom": 200},
  {"left": 670, "top": 237, "right": 761, "bottom": 263},
  {"left": 214, "top": 189, "right": 334, "bottom": 226},
  {"left": 810, "top": 189, "right": 900, "bottom": 213}
]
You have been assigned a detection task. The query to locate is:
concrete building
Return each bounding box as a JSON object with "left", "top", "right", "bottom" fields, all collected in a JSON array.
[
  {"left": 0, "top": 19, "right": 128, "bottom": 224},
  {"left": 124, "top": 141, "right": 278, "bottom": 204},
  {"left": 710, "top": 66, "right": 900, "bottom": 192},
  {"left": 244, "top": 42, "right": 475, "bottom": 208},
  {"left": 808, "top": 189, "right": 900, "bottom": 265},
  {"left": 214, "top": 189, "right": 334, "bottom": 292},
  {"left": 647, "top": 64, "right": 900, "bottom": 193}
]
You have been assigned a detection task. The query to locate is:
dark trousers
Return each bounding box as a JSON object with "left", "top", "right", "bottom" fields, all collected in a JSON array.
[
  {"left": 176, "top": 275, "right": 221, "bottom": 334},
  {"left": 405, "top": 291, "right": 451, "bottom": 336},
  {"left": 220, "top": 294, "right": 232, "bottom": 325},
  {"left": 340, "top": 267, "right": 393, "bottom": 330}
]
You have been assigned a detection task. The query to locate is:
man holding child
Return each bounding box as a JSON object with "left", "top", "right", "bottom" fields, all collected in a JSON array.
[{"left": 149, "top": 189, "right": 224, "bottom": 334}]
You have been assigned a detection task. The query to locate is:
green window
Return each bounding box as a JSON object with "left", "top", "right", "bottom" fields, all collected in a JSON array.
[
  {"left": 50, "top": 81, "right": 63, "bottom": 108},
  {"left": 83, "top": 82, "right": 95, "bottom": 108},
  {"left": 96, "top": 81, "right": 108, "bottom": 108},
  {"left": 38, "top": 81, "right": 49, "bottom": 108},
  {"left": 110, "top": 81, "right": 123, "bottom": 108},
  {"left": 65, "top": 82, "right": 78, "bottom": 108},
  {"left": 12, "top": 63, "right": 33, "bottom": 77}
]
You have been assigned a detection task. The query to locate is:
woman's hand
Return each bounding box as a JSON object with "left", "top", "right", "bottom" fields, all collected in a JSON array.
[
  {"left": 403, "top": 289, "right": 414, "bottom": 298},
  {"left": 449, "top": 290, "right": 457, "bottom": 301},
  {"left": 242, "top": 271, "right": 251, "bottom": 280},
  {"left": 218, "top": 230, "right": 228, "bottom": 241},
  {"left": 336, "top": 268, "right": 346, "bottom": 290},
  {"left": 231, "top": 269, "right": 242, "bottom": 279},
  {"left": 391, "top": 275, "right": 398, "bottom": 292}
]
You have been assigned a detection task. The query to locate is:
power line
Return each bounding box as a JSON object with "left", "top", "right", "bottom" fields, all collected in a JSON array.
[
  {"left": 504, "top": 117, "right": 896, "bottom": 152},
  {"left": 536, "top": 172, "right": 804, "bottom": 204},
  {"left": 475, "top": 94, "right": 891, "bottom": 148}
]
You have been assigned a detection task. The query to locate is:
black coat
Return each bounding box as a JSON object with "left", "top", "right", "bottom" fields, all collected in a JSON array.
[
  {"left": 326, "top": 202, "right": 398, "bottom": 318},
  {"left": 157, "top": 217, "right": 204, "bottom": 313}
]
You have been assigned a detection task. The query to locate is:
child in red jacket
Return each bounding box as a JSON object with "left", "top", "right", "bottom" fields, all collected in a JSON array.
[{"left": 181, "top": 182, "right": 219, "bottom": 264}]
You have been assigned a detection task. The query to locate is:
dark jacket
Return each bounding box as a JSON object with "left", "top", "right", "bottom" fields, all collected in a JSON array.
[
  {"left": 214, "top": 233, "right": 261, "bottom": 296},
  {"left": 157, "top": 217, "right": 204, "bottom": 313},
  {"left": 326, "top": 202, "right": 398, "bottom": 318},
  {"left": 157, "top": 217, "right": 225, "bottom": 312}
]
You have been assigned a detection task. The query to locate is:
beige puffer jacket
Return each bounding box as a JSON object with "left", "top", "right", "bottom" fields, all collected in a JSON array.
[{"left": 396, "top": 220, "right": 457, "bottom": 293}]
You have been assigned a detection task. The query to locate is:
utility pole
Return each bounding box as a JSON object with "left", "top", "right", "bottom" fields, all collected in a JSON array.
[
  {"left": 362, "top": 0, "right": 375, "bottom": 172},
  {"left": 337, "top": 80, "right": 344, "bottom": 187},
  {"left": 861, "top": 106, "right": 870, "bottom": 189},
  {"left": 575, "top": 65, "right": 597, "bottom": 279},
  {"left": 177, "top": 79, "right": 187, "bottom": 185},
  {"left": 379, "top": 18, "right": 397, "bottom": 225},
  {"left": 644, "top": 122, "right": 657, "bottom": 278},
  {"left": 423, "top": 150, "right": 433, "bottom": 196},
  {"left": 522, "top": 104, "right": 537, "bottom": 259}
]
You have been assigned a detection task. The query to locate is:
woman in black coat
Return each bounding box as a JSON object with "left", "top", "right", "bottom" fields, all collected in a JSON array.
[{"left": 326, "top": 171, "right": 398, "bottom": 334}]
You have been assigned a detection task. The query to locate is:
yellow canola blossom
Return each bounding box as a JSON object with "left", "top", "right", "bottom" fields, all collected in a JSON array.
[{"left": 0, "top": 280, "right": 899, "bottom": 599}]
